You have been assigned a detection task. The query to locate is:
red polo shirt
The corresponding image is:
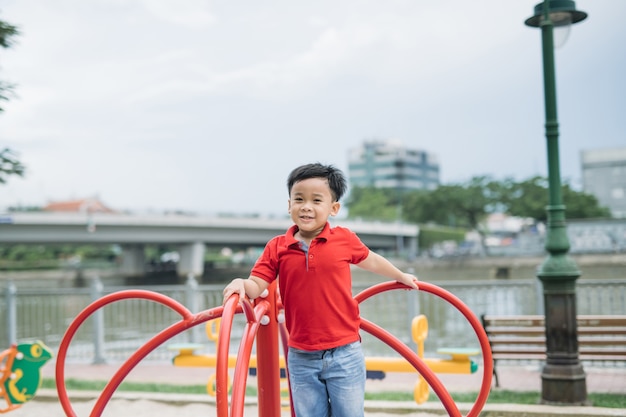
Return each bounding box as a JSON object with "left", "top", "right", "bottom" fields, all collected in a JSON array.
[{"left": 251, "top": 223, "right": 370, "bottom": 351}]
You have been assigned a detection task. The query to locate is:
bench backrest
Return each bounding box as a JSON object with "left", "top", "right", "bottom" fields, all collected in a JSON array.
[
  {"left": 482, "top": 314, "right": 626, "bottom": 336},
  {"left": 481, "top": 314, "right": 626, "bottom": 361}
]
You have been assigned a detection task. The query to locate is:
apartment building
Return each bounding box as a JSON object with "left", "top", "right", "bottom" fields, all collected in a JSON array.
[
  {"left": 347, "top": 139, "right": 440, "bottom": 192},
  {"left": 581, "top": 146, "right": 626, "bottom": 218}
]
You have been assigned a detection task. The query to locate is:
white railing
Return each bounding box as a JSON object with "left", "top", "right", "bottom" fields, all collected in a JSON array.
[{"left": 2, "top": 277, "right": 625, "bottom": 364}]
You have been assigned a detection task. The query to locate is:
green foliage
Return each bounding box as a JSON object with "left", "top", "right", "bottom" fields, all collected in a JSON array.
[
  {"left": 345, "top": 187, "right": 399, "bottom": 221},
  {"left": 562, "top": 185, "right": 612, "bottom": 219},
  {"left": 0, "top": 244, "right": 118, "bottom": 270},
  {"left": 406, "top": 177, "right": 497, "bottom": 230},
  {"left": 498, "top": 176, "right": 548, "bottom": 221},
  {"left": 0, "top": 147, "right": 25, "bottom": 184},
  {"left": 0, "top": 80, "right": 14, "bottom": 110},
  {"left": 1, "top": 17, "right": 25, "bottom": 183},
  {"left": 501, "top": 176, "right": 611, "bottom": 221},
  {"left": 1, "top": 18, "right": 20, "bottom": 113},
  {"left": 440, "top": 390, "right": 626, "bottom": 409},
  {"left": 347, "top": 176, "right": 612, "bottom": 228},
  {"left": 349, "top": 178, "right": 500, "bottom": 232},
  {"left": 585, "top": 392, "right": 626, "bottom": 409},
  {"left": 345, "top": 176, "right": 611, "bottom": 255},
  {"left": 42, "top": 378, "right": 258, "bottom": 396},
  {"left": 0, "top": 19, "right": 19, "bottom": 48},
  {"left": 367, "top": 389, "right": 626, "bottom": 408},
  {"left": 418, "top": 225, "right": 466, "bottom": 249},
  {"left": 42, "top": 378, "right": 626, "bottom": 408},
  {"left": 204, "top": 248, "right": 234, "bottom": 263},
  {"left": 6, "top": 205, "right": 41, "bottom": 212}
]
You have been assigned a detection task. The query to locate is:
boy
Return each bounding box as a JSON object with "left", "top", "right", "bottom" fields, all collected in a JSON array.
[{"left": 222, "top": 162, "right": 419, "bottom": 417}]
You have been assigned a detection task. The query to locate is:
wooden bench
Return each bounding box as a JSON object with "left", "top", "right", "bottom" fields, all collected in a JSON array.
[{"left": 481, "top": 314, "right": 626, "bottom": 387}]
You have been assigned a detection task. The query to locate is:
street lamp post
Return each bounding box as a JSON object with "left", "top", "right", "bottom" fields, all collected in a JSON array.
[{"left": 524, "top": 0, "right": 588, "bottom": 405}]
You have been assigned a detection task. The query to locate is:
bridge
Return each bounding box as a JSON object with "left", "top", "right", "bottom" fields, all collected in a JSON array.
[{"left": 0, "top": 212, "right": 418, "bottom": 277}]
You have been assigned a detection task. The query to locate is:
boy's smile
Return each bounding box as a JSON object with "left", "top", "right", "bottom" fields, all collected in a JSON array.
[{"left": 288, "top": 177, "right": 340, "bottom": 241}]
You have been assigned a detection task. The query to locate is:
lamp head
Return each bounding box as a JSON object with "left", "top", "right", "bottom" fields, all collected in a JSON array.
[{"left": 525, "top": 0, "right": 587, "bottom": 28}]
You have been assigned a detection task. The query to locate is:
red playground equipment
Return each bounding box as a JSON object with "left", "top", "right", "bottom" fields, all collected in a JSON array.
[{"left": 55, "top": 281, "right": 493, "bottom": 417}]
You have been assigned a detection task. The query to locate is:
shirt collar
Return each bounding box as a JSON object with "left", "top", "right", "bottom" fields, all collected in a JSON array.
[{"left": 286, "top": 222, "right": 331, "bottom": 246}]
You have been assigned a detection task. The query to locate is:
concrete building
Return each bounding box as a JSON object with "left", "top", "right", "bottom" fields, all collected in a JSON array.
[
  {"left": 581, "top": 146, "right": 626, "bottom": 218},
  {"left": 347, "top": 139, "right": 440, "bottom": 192}
]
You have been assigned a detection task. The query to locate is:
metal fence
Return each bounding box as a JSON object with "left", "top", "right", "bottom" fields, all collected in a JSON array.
[{"left": 2, "top": 277, "right": 625, "bottom": 365}]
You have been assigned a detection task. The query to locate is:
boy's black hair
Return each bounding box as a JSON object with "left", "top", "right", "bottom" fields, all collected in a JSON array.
[{"left": 287, "top": 163, "right": 347, "bottom": 202}]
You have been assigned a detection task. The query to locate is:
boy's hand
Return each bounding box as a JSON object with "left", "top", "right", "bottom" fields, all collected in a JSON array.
[
  {"left": 222, "top": 278, "right": 246, "bottom": 305},
  {"left": 398, "top": 272, "right": 419, "bottom": 291}
]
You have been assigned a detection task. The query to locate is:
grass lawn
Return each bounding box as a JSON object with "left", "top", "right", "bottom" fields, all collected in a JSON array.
[{"left": 43, "top": 378, "right": 626, "bottom": 409}]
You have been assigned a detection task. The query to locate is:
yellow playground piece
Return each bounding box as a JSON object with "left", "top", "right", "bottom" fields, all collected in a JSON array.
[
  {"left": 171, "top": 315, "right": 480, "bottom": 405},
  {"left": 0, "top": 341, "right": 53, "bottom": 413}
]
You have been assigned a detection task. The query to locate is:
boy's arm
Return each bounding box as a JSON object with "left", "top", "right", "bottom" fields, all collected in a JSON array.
[
  {"left": 357, "top": 251, "right": 419, "bottom": 290},
  {"left": 222, "top": 275, "right": 270, "bottom": 305}
]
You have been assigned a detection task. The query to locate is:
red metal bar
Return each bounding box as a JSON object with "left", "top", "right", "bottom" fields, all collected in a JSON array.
[
  {"left": 255, "top": 281, "right": 282, "bottom": 417},
  {"left": 217, "top": 296, "right": 239, "bottom": 417},
  {"left": 230, "top": 300, "right": 269, "bottom": 417},
  {"left": 360, "top": 318, "right": 461, "bottom": 416},
  {"left": 55, "top": 281, "right": 492, "bottom": 417},
  {"left": 55, "top": 290, "right": 197, "bottom": 417},
  {"left": 355, "top": 281, "right": 493, "bottom": 417}
]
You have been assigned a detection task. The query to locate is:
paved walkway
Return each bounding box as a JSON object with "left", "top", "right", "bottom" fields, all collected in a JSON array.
[{"left": 15, "top": 361, "right": 626, "bottom": 416}]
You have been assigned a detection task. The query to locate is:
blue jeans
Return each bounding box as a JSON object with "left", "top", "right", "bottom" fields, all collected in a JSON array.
[{"left": 287, "top": 341, "right": 366, "bottom": 417}]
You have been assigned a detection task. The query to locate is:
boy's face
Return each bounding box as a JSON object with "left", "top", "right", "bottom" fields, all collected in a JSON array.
[{"left": 288, "top": 177, "right": 340, "bottom": 236}]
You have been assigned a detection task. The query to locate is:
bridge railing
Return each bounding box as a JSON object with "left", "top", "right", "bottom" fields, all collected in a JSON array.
[{"left": 2, "top": 276, "right": 625, "bottom": 365}]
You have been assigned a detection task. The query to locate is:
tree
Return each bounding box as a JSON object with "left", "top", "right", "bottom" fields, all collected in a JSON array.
[
  {"left": 345, "top": 186, "right": 399, "bottom": 221},
  {"left": 403, "top": 176, "right": 497, "bottom": 226},
  {"left": 0, "top": 148, "right": 25, "bottom": 184},
  {"left": 1, "top": 18, "right": 19, "bottom": 113},
  {"left": 562, "top": 185, "right": 612, "bottom": 219},
  {"left": 406, "top": 177, "right": 499, "bottom": 254},
  {"left": 347, "top": 177, "right": 500, "bottom": 254},
  {"left": 501, "top": 176, "right": 611, "bottom": 221},
  {"left": 346, "top": 175, "right": 612, "bottom": 255},
  {"left": 499, "top": 176, "right": 548, "bottom": 221},
  {"left": 0, "top": 16, "right": 25, "bottom": 184}
]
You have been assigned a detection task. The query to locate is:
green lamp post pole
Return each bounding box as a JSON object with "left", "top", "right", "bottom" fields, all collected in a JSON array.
[{"left": 524, "top": 0, "right": 588, "bottom": 405}]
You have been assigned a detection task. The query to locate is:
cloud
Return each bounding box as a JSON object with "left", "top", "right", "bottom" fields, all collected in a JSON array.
[{"left": 138, "top": 0, "right": 217, "bottom": 28}]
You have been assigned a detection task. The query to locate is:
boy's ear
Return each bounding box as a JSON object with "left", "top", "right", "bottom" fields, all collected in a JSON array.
[
  {"left": 330, "top": 201, "right": 341, "bottom": 216},
  {"left": 287, "top": 199, "right": 291, "bottom": 212}
]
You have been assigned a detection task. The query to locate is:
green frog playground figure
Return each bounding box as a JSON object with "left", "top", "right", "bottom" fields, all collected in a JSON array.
[{"left": 0, "top": 341, "right": 53, "bottom": 413}]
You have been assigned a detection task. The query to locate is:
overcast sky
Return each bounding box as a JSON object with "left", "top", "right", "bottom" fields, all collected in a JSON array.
[{"left": 1, "top": 1, "right": 625, "bottom": 217}]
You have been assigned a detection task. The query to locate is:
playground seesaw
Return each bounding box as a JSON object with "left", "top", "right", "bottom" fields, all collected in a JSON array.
[
  {"left": 54, "top": 280, "right": 493, "bottom": 417},
  {"left": 169, "top": 313, "right": 480, "bottom": 402}
]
